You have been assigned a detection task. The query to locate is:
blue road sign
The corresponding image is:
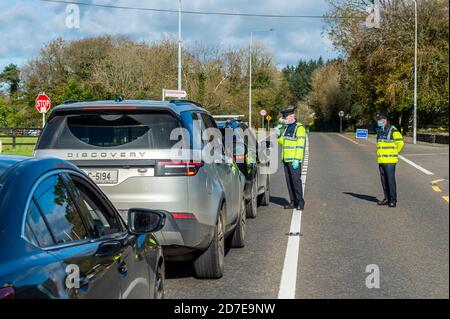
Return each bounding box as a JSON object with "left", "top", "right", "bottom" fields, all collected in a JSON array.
[{"left": 356, "top": 129, "right": 369, "bottom": 139}]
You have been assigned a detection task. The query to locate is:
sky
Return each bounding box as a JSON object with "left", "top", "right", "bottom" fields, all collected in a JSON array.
[{"left": 0, "top": 0, "right": 339, "bottom": 72}]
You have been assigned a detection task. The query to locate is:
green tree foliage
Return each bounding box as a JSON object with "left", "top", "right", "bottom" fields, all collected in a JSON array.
[
  {"left": 282, "top": 58, "right": 324, "bottom": 104},
  {"left": 0, "top": 36, "right": 290, "bottom": 128},
  {"left": 326, "top": 0, "right": 449, "bottom": 132},
  {"left": 306, "top": 61, "right": 350, "bottom": 131},
  {"left": 0, "top": 64, "right": 20, "bottom": 94}
]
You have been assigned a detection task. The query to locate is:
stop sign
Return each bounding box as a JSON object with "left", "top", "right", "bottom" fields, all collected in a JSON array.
[{"left": 35, "top": 93, "right": 51, "bottom": 113}]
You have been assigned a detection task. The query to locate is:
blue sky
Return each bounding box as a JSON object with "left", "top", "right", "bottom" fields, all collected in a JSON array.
[{"left": 0, "top": 0, "right": 338, "bottom": 71}]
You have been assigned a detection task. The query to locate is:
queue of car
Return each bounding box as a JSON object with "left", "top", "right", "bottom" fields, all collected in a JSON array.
[{"left": 0, "top": 99, "right": 270, "bottom": 299}]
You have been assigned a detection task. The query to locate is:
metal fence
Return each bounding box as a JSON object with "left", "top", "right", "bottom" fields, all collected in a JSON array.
[{"left": 0, "top": 127, "right": 42, "bottom": 150}]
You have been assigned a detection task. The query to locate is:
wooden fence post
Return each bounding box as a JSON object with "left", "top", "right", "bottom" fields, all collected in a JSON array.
[{"left": 12, "top": 128, "right": 16, "bottom": 151}]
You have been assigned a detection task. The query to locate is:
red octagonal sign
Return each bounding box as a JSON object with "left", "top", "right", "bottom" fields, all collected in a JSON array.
[{"left": 35, "top": 92, "right": 51, "bottom": 113}]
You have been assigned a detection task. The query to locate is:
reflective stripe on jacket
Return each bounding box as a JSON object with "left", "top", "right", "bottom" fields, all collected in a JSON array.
[
  {"left": 277, "top": 123, "right": 306, "bottom": 163},
  {"left": 376, "top": 125, "right": 404, "bottom": 164}
]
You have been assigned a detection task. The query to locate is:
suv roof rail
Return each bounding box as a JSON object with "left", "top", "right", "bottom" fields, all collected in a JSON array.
[
  {"left": 169, "top": 99, "right": 204, "bottom": 108},
  {"left": 212, "top": 115, "right": 244, "bottom": 121},
  {"left": 63, "top": 100, "right": 82, "bottom": 104}
]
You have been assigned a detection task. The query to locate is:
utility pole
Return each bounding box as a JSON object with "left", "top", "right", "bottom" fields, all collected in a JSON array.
[
  {"left": 178, "top": 0, "right": 182, "bottom": 91},
  {"left": 412, "top": 0, "right": 418, "bottom": 144},
  {"left": 248, "top": 28, "right": 274, "bottom": 129}
]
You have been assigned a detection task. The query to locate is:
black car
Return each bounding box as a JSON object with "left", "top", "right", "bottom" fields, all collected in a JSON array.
[
  {"left": 215, "top": 117, "right": 270, "bottom": 218},
  {"left": 0, "top": 156, "right": 166, "bottom": 299}
]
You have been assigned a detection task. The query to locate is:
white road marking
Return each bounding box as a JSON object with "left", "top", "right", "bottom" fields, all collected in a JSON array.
[
  {"left": 398, "top": 155, "right": 435, "bottom": 176},
  {"left": 278, "top": 135, "right": 309, "bottom": 299},
  {"left": 403, "top": 153, "right": 449, "bottom": 156}
]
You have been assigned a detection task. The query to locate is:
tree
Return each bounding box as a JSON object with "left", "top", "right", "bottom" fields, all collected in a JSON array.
[
  {"left": 0, "top": 64, "right": 20, "bottom": 94},
  {"left": 7, "top": 36, "right": 291, "bottom": 128},
  {"left": 282, "top": 58, "right": 324, "bottom": 104},
  {"left": 306, "top": 61, "right": 350, "bottom": 131},
  {"left": 327, "top": 0, "right": 449, "bottom": 131}
]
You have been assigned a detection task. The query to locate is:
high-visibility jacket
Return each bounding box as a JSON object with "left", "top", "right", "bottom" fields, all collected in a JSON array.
[
  {"left": 376, "top": 125, "right": 404, "bottom": 164},
  {"left": 278, "top": 122, "right": 306, "bottom": 163}
]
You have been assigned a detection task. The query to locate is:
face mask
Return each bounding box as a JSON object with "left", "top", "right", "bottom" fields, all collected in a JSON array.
[
  {"left": 284, "top": 119, "right": 290, "bottom": 125},
  {"left": 377, "top": 121, "right": 384, "bottom": 127}
]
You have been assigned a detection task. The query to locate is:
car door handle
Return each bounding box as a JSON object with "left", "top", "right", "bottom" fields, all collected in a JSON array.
[{"left": 95, "top": 240, "right": 122, "bottom": 257}]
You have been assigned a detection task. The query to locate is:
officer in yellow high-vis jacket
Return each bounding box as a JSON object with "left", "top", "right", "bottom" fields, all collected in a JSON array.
[
  {"left": 276, "top": 107, "right": 306, "bottom": 210},
  {"left": 376, "top": 113, "right": 404, "bottom": 208}
]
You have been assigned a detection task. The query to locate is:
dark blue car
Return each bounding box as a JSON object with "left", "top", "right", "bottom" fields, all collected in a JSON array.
[{"left": 0, "top": 156, "right": 166, "bottom": 299}]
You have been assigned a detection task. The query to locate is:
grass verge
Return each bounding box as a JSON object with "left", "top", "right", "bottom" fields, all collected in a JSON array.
[{"left": 0, "top": 137, "right": 37, "bottom": 156}]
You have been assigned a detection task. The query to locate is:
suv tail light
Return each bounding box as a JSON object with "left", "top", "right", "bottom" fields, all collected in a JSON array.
[
  {"left": 0, "top": 287, "right": 15, "bottom": 299},
  {"left": 233, "top": 155, "right": 245, "bottom": 163},
  {"left": 155, "top": 161, "right": 204, "bottom": 177},
  {"left": 171, "top": 213, "right": 196, "bottom": 220}
]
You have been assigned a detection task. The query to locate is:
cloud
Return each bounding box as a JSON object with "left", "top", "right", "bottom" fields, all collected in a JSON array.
[{"left": 0, "top": 0, "right": 337, "bottom": 71}]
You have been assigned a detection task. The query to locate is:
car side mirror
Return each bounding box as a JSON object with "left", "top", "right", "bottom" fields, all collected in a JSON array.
[{"left": 127, "top": 209, "right": 166, "bottom": 234}]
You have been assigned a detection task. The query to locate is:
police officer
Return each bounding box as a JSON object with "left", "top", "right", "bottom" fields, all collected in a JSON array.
[
  {"left": 376, "top": 113, "right": 404, "bottom": 208},
  {"left": 276, "top": 107, "right": 306, "bottom": 210}
]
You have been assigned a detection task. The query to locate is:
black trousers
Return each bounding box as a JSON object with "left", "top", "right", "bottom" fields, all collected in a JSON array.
[
  {"left": 283, "top": 162, "right": 304, "bottom": 207},
  {"left": 379, "top": 164, "right": 397, "bottom": 203}
]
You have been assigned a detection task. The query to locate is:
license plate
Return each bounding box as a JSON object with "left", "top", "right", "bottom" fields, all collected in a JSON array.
[{"left": 83, "top": 169, "right": 118, "bottom": 184}]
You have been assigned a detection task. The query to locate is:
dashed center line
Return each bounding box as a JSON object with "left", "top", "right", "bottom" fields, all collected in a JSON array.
[
  {"left": 278, "top": 135, "right": 309, "bottom": 299},
  {"left": 430, "top": 179, "right": 449, "bottom": 204},
  {"left": 432, "top": 185, "right": 442, "bottom": 193}
]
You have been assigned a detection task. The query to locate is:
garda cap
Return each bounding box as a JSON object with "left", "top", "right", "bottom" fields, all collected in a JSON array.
[
  {"left": 280, "top": 107, "right": 296, "bottom": 118},
  {"left": 376, "top": 113, "right": 388, "bottom": 120}
]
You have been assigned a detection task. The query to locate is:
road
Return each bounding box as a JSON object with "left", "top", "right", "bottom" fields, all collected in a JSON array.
[{"left": 165, "top": 132, "right": 449, "bottom": 299}]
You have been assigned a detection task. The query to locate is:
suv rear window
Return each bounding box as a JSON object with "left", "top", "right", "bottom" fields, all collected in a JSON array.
[{"left": 36, "top": 111, "right": 181, "bottom": 150}]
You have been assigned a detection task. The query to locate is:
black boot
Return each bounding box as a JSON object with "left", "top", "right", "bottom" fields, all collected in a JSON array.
[
  {"left": 284, "top": 201, "right": 295, "bottom": 209},
  {"left": 296, "top": 201, "right": 305, "bottom": 211},
  {"left": 388, "top": 201, "right": 397, "bottom": 208},
  {"left": 377, "top": 199, "right": 389, "bottom": 206}
]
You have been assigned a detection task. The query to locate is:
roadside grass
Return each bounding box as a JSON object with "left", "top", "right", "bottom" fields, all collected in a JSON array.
[{"left": 0, "top": 137, "right": 37, "bottom": 156}]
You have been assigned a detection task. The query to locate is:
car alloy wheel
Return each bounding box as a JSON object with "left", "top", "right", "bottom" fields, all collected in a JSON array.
[
  {"left": 230, "top": 197, "right": 246, "bottom": 248},
  {"left": 217, "top": 212, "right": 225, "bottom": 269},
  {"left": 246, "top": 177, "right": 258, "bottom": 218}
]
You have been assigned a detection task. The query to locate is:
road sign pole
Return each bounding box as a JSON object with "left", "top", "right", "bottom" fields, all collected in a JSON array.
[
  {"left": 338, "top": 110, "right": 345, "bottom": 133},
  {"left": 36, "top": 92, "right": 51, "bottom": 127}
]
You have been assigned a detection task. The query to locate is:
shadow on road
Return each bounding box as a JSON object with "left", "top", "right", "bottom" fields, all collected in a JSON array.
[
  {"left": 343, "top": 192, "right": 379, "bottom": 203},
  {"left": 165, "top": 261, "right": 195, "bottom": 279},
  {"left": 270, "top": 196, "right": 288, "bottom": 207},
  {"left": 165, "top": 245, "right": 232, "bottom": 279}
]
